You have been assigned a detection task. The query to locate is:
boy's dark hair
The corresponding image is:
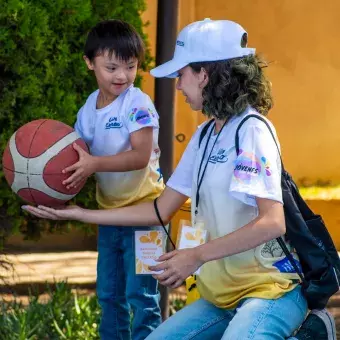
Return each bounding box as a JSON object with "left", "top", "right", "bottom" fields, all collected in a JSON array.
[
  {"left": 84, "top": 20, "right": 145, "bottom": 64},
  {"left": 190, "top": 54, "right": 273, "bottom": 120}
]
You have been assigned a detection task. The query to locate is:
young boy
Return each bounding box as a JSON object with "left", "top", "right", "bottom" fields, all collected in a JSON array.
[{"left": 62, "top": 20, "right": 164, "bottom": 340}]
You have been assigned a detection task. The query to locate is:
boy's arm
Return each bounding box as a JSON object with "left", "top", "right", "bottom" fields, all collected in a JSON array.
[{"left": 63, "top": 127, "right": 153, "bottom": 189}]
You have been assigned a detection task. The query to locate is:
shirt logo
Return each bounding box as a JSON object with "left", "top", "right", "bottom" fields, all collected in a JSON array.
[
  {"left": 105, "top": 117, "right": 123, "bottom": 129},
  {"left": 129, "top": 107, "right": 154, "bottom": 125},
  {"left": 176, "top": 40, "right": 184, "bottom": 47},
  {"left": 209, "top": 148, "right": 228, "bottom": 164},
  {"left": 233, "top": 149, "right": 272, "bottom": 184}
]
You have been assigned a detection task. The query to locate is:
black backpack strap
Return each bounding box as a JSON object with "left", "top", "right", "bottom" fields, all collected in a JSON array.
[
  {"left": 235, "top": 114, "right": 304, "bottom": 282},
  {"left": 199, "top": 119, "right": 214, "bottom": 148},
  {"left": 235, "top": 114, "right": 285, "bottom": 172}
]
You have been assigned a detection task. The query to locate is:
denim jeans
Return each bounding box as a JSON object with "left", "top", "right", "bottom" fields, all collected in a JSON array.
[
  {"left": 97, "top": 226, "right": 162, "bottom": 340},
  {"left": 146, "top": 286, "right": 307, "bottom": 340}
]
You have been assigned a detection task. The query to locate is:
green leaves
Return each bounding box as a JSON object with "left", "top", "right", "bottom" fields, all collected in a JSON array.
[
  {"left": 0, "top": 0, "right": 151, "bottom": 240},
  {"left": 0, "top": 282, "right": 101, "bottom": 339},
  {"left": 0, "top": 281, "right": 186, "bottom": 338}
]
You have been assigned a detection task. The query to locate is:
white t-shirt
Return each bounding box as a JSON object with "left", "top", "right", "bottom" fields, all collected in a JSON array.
[
  {"left": 168, "top": 107, "right": 299, "bottom": 308},
  {"left": 75, "top": 85, "right": 164, "bottom": 208}
]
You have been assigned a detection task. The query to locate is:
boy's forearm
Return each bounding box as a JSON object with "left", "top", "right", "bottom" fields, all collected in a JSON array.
[{"left": 93, "top": 150, "right": 149, "bottom": 172}]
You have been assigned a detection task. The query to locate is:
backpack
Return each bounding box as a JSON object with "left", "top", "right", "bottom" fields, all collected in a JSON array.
[{"left": 199, "top": 115, "right": 340, "bottom": 309}]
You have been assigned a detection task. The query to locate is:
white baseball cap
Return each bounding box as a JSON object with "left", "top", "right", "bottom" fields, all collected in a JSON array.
[{"left": 151, "top": 18, "right": 255, "bottom": 78}]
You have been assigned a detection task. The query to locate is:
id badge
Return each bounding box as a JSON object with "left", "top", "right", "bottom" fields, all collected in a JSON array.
[
  {"left": 135, "top": 229, "right": 165, "bottom": 275},
  {"left": 176, "top": 219, "right": 208, "bottom": 275}
]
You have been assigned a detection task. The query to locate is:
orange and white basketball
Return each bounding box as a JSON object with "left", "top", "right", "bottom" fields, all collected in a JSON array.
[{"left": 2, "top": 119, "right": 88, "bottom": 206}]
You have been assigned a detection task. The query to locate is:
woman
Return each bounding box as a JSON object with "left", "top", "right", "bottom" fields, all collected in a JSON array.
[{"left": 24, "top": 19, "right": 335, "bottom": 340}]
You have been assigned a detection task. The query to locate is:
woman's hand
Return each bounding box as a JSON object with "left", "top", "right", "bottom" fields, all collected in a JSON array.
[
  {"left": 22, "top": 205, "right": 84, "bottom": 221},
  {"left": 149, "top": 248, "right": 204, "bottom": 289}
]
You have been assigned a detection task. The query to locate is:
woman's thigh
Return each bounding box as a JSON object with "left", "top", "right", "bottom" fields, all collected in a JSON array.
[
  {"left": 222, "top": 286, "right": 308, "bottom": 340},
  {"left": 146, "top": 298, "right": 235, "bottom": 340}
]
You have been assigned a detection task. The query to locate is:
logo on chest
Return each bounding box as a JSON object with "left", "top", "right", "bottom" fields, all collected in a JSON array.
[
  {"left": 209, "top": 148, "right": 229, "bottom": 164},
  {"left": 105, "top": 116, "right": 123, "bottom": 129}
]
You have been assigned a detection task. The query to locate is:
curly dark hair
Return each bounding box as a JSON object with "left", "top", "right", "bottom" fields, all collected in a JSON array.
[{"left": 190, "top": 54, "right": 273, "bottom": 120}]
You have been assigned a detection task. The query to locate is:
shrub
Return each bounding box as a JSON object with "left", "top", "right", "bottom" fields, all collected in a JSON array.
[{"left": 0, "top": 0, "right": 151, "bottom": 238}]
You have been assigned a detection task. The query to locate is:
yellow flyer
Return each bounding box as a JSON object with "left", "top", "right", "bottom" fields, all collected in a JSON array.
[{"left": 135, "top": 230, "right": 164, "bottom": 275}]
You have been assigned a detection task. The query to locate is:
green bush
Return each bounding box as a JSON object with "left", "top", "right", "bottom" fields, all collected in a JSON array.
[
  {"left": 0, "top": 0, "right": 152, "bottom": 238},
  {"left": 0, "top": 282, "right": 101, "bottom": 339},
  {"left": 0, "top": 282, "right": 186, "bottom": 339}
]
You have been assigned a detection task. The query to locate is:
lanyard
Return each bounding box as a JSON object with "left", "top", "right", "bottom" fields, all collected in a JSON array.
[{"left": 195, "top": 119, "right": 227, "bottom": 217}]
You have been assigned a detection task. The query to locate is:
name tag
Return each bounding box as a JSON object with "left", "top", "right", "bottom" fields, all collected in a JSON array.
[
  {"left": 177, "top": 220, "right": 208, "bottom": 275},
  {"left": 135, "top": 230, "right": 164, "bottom": 275}
]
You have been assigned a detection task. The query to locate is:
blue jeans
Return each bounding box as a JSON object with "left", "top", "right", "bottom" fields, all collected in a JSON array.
[
  {"left": 97, "top": 226, "right": 162, "bottom": 340},
  {"left": 146, "top": 286, "right": 307, "bottom": 340}
]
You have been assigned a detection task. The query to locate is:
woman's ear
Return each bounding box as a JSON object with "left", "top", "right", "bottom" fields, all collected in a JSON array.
[{"left": 199, "top": 67, "right": 209, "bottom": 88}]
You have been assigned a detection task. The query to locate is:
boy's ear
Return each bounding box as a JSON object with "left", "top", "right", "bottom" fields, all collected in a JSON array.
[{"left": 83, "top": 56, "right": 94, "bottom": 70}]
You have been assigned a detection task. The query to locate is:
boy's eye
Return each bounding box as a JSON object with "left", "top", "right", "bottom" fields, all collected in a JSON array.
[
  {"left": 107, "top": 67, "right": 116, "bottom": 71},
  {"left": 128, "top": 65, "right": 136, "bottom": 70}
]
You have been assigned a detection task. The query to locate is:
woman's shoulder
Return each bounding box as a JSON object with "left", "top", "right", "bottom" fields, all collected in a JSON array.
[{"left": 233, "top": 108, "right": 277, "bottom": 135}]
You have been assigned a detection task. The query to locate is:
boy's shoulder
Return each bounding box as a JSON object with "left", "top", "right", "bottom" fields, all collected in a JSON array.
[
  {"left": 124, "top": 86, "right": 153, "bottom": 106},
  {"left": 85, "top": 89, "right": 100, "bottom": 105},
  {"left": 78, "top": 89, "right": 99, "bottom": 115}
]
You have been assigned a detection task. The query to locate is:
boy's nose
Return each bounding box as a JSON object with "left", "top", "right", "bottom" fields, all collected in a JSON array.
[{"left": 114, "top": 70, "right": 127, "bottom": 82}]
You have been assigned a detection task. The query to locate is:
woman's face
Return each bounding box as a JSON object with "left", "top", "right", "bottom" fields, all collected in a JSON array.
[{"left": 176, "top": 66, "right": 208, "bottom": 111}]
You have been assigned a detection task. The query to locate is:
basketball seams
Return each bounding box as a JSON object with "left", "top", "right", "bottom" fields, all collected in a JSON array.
[{"left": 27, "top": 119, "right": 48, "bottom": 205}]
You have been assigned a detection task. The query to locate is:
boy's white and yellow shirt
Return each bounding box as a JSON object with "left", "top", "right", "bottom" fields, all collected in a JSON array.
[
  {"left": 168, "top": 107, "right": 300, "bottom": 309},
  {"left": 75, "top": 86, "right": 164, "bottom": 209}
]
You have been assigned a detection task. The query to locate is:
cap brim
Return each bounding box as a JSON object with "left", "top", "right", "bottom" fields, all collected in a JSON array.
[{"left": 150, "top": 59, "right": 188, "bottom": 78}]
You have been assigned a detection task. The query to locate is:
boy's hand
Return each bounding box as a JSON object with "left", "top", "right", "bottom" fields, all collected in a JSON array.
[
  {"left": 22, "top": 205, "right": 84, "bottom": 221},
  {"left": 62, "top": 143, "right": 96, "bottom": 189}
]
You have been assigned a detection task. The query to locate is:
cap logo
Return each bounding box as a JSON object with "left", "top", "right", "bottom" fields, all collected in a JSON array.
[{"left": 176, "top": 40, "right": 184, "bottom": 47}]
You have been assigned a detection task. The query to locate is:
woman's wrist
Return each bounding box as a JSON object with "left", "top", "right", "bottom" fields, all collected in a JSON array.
[{"left": 195, "top": 244, "right": 208, "bottom": 265}]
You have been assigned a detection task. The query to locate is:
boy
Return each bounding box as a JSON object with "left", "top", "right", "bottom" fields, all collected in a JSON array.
[{"left": 63, "top": 20, "right": 163, "bottom": 340}]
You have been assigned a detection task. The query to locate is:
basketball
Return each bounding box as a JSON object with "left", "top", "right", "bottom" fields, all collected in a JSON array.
[{"left": 2, "top": 119, "right": 89, "bottom": 206}]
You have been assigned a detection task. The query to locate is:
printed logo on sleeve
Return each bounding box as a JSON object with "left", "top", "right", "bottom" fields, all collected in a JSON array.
[
  {"left": 129, "top": 107, "right": 155, "bottom": 125},
  {"left": 233, "top": 149, "right": 272, "bottom": 183}
]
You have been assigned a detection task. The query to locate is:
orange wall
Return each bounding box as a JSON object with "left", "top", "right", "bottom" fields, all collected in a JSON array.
[
  {"left": 141, "top": 2, "right": 157, "bottom": 101},
  {"left": 144, "top": 0, "right": 340, "bottom": 185}
]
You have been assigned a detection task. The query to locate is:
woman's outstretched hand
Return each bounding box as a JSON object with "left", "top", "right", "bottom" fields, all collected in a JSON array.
[{"left": 22, "top": 205, "right": 84, "bottom": 221}]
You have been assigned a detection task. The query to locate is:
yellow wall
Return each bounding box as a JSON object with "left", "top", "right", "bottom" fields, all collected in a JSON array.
[{"left": 144, "top": 0, "right": 340, "bottom": 186}]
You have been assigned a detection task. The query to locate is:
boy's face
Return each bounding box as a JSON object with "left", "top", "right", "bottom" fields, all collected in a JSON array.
[{"left": 84, "top": 51, "right": 138, "bottom": 98}]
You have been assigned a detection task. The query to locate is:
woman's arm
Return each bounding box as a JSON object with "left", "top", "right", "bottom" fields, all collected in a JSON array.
[
  {"left": 150, "top": 197, "right": 286, "bottom": 288},
  {"left": 196, "top": 197, "right": 285, "bottom": 262},
  {"left": 22, "top": 186, "right": 188, "bottom": 227}
]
